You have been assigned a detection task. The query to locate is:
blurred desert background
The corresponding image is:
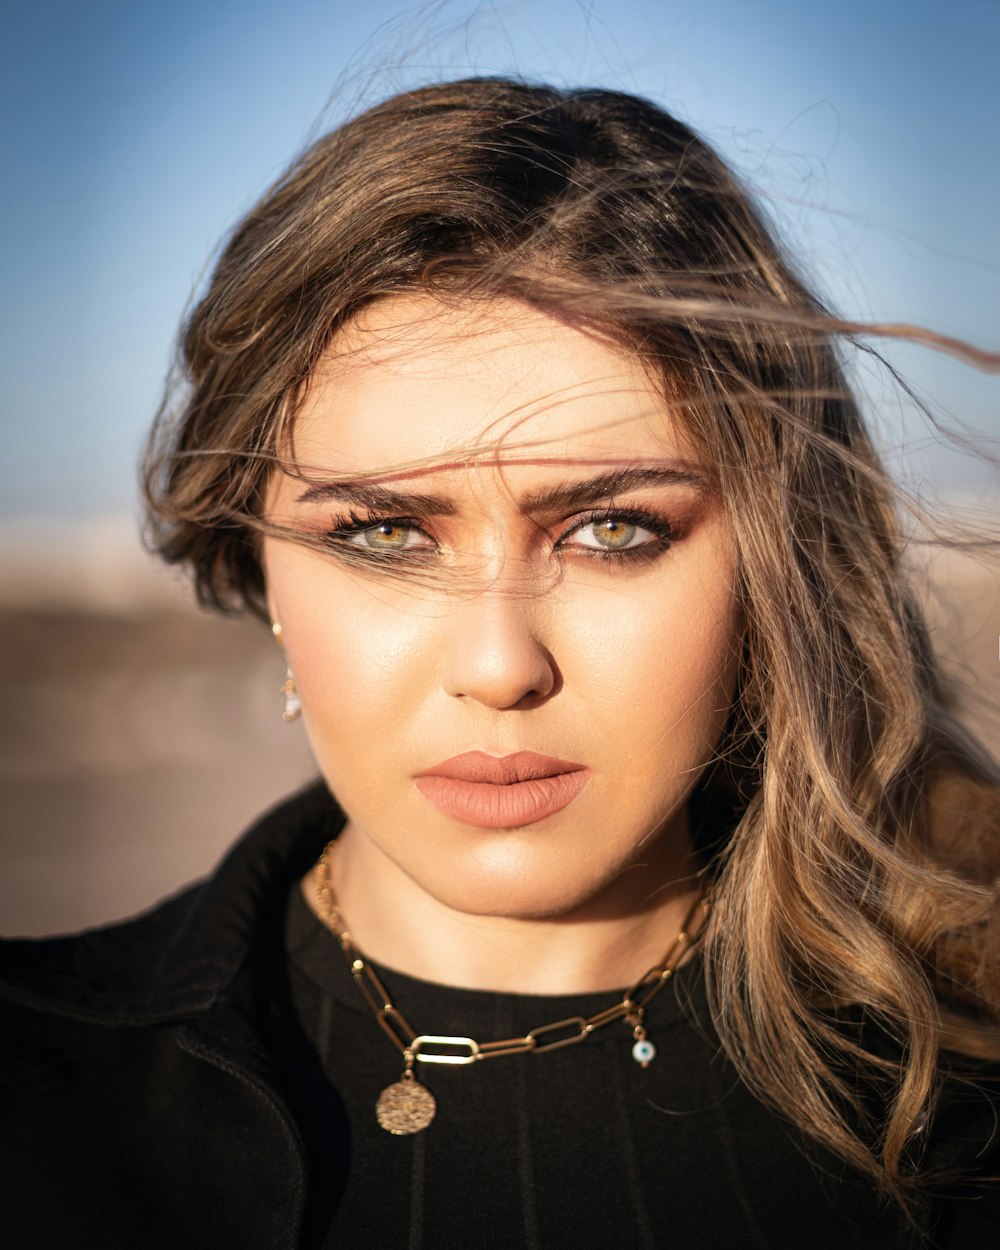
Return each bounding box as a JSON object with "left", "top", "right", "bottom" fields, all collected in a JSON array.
[
  {"left": 3, "top": 0, "right": 998, "bottom": 937},
  {"left": 0, "top": 522, "right": 317, "bottom": 936},
  {"left": 1, "top": 516, "right": 997, "bottom": 937}
]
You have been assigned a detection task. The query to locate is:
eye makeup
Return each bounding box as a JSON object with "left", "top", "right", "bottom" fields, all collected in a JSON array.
[
  {"left": 555, "top": 507, "right": 674, "bottom": 561},
  {"left": 320, "top": 502, "right": 677, "bottom": 568}
]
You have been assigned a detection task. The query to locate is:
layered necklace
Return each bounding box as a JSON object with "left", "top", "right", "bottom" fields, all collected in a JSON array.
[{"left": 312, "top": 840, "right": 710, "bottom": 1135}]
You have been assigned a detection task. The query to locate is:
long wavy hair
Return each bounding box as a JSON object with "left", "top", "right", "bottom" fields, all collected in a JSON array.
[{"left": 143, "top": 77, "right": 1000, "bottom": 1205}]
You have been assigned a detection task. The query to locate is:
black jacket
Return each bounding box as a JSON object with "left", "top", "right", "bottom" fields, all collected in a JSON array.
[
  {"left": 0, "top": 783, "right": 341, "bottom": 1250},
  {"left": 2, "top": 783, "right": 998, "bottom": 1249}
]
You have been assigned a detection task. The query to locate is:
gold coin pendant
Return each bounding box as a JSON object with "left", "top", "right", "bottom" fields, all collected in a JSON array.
[{"left": 375, "top": 1079, "right": 437, "bottom": 1134}]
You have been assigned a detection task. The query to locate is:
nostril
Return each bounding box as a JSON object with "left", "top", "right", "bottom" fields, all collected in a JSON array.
[{"left": 442, "top": 610, "right": 561, "bottom": 709}]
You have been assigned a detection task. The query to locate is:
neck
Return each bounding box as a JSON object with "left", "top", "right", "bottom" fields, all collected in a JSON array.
[{"left": 303, "top": 822, "right": 703, "bottom": 995}]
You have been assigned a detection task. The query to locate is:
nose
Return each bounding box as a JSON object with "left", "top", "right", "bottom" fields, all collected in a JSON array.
[{"left": 442, "top": 591, "right": 559, "bottom": 710}]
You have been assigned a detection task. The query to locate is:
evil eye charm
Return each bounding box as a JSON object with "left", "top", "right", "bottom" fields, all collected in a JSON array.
[{"left": 632, "top": 1038, "right": 656, "bottom": 1066}]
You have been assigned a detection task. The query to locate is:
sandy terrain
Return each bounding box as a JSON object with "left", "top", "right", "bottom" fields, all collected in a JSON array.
[{"left": 1, "top": 547, "right": 997, "bottom": 937}]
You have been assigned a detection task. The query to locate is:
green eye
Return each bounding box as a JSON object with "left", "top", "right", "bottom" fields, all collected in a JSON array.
[
  {"left": 589, "top": 519, "right": 638, "bottom": 549},
  {"left": 571, "top": 518, "right": 644, "bottom": 550},
  {"left": 362, "top": 522, "right": 414, "bottom": 549},
  {"left": 341, "top": 521, "right": 429, "bottom": 551},
  {"left": 560, "top": 510, "right": 673, "bottom": 557}
]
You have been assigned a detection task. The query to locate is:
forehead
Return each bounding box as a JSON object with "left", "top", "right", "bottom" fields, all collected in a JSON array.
[{"left": 289, "top": 295, "right": 692, "bottom": 476}]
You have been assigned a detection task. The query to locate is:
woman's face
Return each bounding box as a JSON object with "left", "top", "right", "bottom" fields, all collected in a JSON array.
[{"left": 264, "top": 295, "right": 742, "bottom": 920}]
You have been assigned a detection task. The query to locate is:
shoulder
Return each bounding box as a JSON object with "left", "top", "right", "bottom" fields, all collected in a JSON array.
[
  {"left": 928, "top": 1059, "right": 1000, "bottom": 1203},
  {"left": 0, "top": 780, "right": 342, "bottom": 1250},
  {"left": 0, "top": 779, "right": 342, "bottom": 1024}
]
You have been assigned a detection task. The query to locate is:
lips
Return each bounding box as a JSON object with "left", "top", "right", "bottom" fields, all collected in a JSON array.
[{"left": 415, "top": 751, "right": 590, "bottom": 829}]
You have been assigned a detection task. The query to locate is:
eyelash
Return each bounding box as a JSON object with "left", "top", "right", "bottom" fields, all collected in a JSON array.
[
  {"left": 555, "top": 509, "right": 674, "bottom": 562},
  {"left": 323, "top": 510, "right": 433, "bottom": 557},
  {"left": 322, "top": 507, "right": 675, "bottom": 564}
]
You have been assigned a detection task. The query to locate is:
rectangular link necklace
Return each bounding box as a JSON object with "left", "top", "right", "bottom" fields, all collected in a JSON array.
[{"left": 312, "top": 840, "right": 711, "bottom": 1135}]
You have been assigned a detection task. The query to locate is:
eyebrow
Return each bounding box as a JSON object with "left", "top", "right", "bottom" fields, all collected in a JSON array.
[
  {"left": 296, "top": 480, "right": 457, "bottom": 516},
  {"left": 520, "top": 466, "right": 705, "bottom": 512},
  {"left": 295, "top": 465, "right": 704, "bottom": 515}
]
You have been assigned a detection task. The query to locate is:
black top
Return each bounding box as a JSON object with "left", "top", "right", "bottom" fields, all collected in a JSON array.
[
  {"left": 283, "top": 883, "right": 905, "bottom": 1248},
  {"left": 1, "top": 782, "right": 997, "bottom": 1249}
]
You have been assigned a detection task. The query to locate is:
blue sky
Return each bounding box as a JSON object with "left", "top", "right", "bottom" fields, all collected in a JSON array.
[{"left": 2, "top": 0, "right": 997, "bottom": 518}]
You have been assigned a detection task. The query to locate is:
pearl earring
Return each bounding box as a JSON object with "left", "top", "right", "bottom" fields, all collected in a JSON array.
[
  {"left": 280, "top": 670, "right": 302, "bottom": 722},
  {"left": 271, "top": 622, "right": 301, "bottom": 722}
]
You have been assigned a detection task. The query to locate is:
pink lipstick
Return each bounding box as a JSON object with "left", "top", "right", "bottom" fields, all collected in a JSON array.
[{"left": 415, "top": 751, "right": 590, "bottom": 829}]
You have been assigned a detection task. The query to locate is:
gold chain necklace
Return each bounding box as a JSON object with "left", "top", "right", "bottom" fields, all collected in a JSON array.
[{"left": 312, "top": 840, "right": 710, "bottom": 1134}]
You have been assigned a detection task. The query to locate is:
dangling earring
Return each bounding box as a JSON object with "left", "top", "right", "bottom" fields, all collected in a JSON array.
[
  {"left": 271, "top": 622, "right": 302, "bottom": 722},
  {"left": 281, "top": 670, "right": 302, "bottom": 722}
]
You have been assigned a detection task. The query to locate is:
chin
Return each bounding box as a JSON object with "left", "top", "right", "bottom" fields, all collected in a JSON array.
[{"left": 421, "top": 859, "right": 611, "bottom": 922}]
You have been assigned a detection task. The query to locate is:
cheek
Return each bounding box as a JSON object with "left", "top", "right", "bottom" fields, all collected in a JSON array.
[
  {"left": 573, "top": 557, "right": 739, "bottom": 691},
  {"left": 266, "top": 548, "right": 431, "bottom": 742},
  {"left": 561, "top": 562, "right": 741, "bottom": 776}
]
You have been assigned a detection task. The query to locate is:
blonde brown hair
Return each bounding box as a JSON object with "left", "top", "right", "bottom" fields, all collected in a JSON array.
[{"left": 143, "top": 77, "right": 1000, "bottom": 1205}]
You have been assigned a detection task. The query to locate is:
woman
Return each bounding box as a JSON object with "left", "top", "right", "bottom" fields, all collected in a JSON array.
[{"left": 1, "top": 78, "right": 998, "bottom": 1248}]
